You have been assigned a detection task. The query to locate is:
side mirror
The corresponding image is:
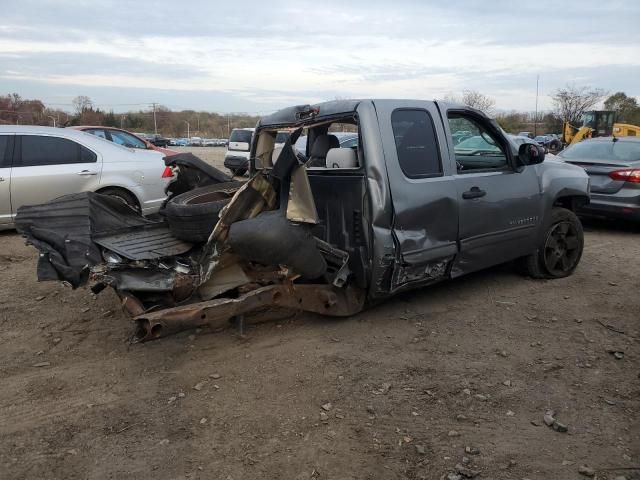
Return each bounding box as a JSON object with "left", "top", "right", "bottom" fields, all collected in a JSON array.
[{"left": 517, "top": 142, "right": 545, "bottom": 167}]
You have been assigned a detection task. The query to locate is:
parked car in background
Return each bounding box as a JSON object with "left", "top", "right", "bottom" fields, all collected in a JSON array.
[
  {"left": 451, "top": 130, "right": 473, "bottom": 145},
  {"left": 0, "top": 126, "right": 172, "bottom": 229},
  {"left": 534, "top": 134, "right": 563, "bottom": 153},
  {"left": 509, "top": 134, "right": 537, "bottom": 147},
  {"left": 189, "top": 137, "right": 203, "bottom": 146},
  {"left": 557, "top": 137, "right": 640, "bottom": 220},
  {"left": 518, "top": 131, "right": 534, "bottom": 139},
  {"left": 147, "top": 134, "right": 171, "bottom": 148},
  {"left": 172, "top": 138, "right": 189, "bottom": 146},
  {"left": 224, "top": 128, "right": 255, "bottom": 176},
  {"left": 72, "top": 126, "right": 177, "bottom": 157},
  {"left": 294, "top": 132, "right": 359, "bottom": 155}
]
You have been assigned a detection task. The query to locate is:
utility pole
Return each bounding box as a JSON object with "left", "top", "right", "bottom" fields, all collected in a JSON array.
[
  {"left": 120, "top": 115, "right": 126, "bottom": 129},
  {"left": 151, "top": 102, "right": 158, "bottom": 134},
  {"left": 534, "top": 74, "right": 539, "bottom": 136},
  {"left": 227, "top": 113, "right": 230, "bottom": 138},
  {"left": 182, "top": 120, "right": 190, "bottom": 138}
]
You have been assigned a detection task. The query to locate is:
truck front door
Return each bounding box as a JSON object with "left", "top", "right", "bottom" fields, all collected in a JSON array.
[
  {"left": 442, "top": 107, "right": 543, "bottom": 276},
  {"left": 374, "top": 100, "right": 458, "bottom": 291}
]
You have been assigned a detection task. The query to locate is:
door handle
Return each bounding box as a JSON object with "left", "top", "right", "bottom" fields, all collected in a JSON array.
[
  {"left": 462, "top": 187, "right": 486, "bottom": 199},
  {"left": 77, "top": 170, "right": 97, "bottom": 176}
]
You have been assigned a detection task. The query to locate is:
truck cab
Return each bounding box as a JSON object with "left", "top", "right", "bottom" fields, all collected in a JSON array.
[{"left": 250, "top": 99, "right": 590, "bottom": 297}]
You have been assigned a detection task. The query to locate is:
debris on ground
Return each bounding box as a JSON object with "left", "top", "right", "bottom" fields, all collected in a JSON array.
[{"left": 578, "top": 465, "right": 596, "bottom": 477}]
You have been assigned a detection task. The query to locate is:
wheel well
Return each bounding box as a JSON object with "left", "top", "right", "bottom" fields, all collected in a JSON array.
[
  {"left": 96, "top": 186, "right": 141, "bottom": 210},
  {"left": 553, "top": 195, "right": 589, "bottom": 212}
]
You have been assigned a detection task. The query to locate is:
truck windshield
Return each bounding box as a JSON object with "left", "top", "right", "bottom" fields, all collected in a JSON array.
[{"left": 230, "top": 130, "right": 253, "bottom": 143}]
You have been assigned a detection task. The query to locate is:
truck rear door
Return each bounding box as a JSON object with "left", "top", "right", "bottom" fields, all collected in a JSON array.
[
  {"left": 439, "top": 104, "right": 543, "bottom": 275},
  {"left": 373, "top": 100, "right": 458, "bottom": 291}
]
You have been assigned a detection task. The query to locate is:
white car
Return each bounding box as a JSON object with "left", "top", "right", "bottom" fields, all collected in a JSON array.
[
  {"left": 223, "top": 128, "right": 255, "bottom": 176},
  {"left": 0, "top": 126, "right": 171, "bottom": 230}
]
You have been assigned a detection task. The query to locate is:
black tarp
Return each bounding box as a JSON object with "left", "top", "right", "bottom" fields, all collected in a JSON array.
[
  {"left": 15, "top": 192, "right": 160, "bottom": 287},
  {"left": 164, "top": 153, "right": 232, "bottom": 198}
]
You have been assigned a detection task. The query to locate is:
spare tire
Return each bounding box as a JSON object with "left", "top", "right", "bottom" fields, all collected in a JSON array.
[{"left": 164, "top": 181, "right": 243, "bottom": 242}]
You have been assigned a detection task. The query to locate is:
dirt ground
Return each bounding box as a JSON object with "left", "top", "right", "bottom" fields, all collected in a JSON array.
[{"left": 0, "top": 149, "right": 638, "bottom": 479}]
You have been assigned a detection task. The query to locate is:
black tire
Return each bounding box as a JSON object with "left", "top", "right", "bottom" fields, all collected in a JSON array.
[
  {"left": 549, "top": 139, "right": 562, "bottom": 153},
  {"left": 98, "top": 187, "right": 140, "bottom": 213},
  {"left": 518, "top": 207, "right": 584, "bottom": 279},
  {"left": 164, "top": 181, "right": 242, "bottom": 242},
  {"left": 231, "top": 168, "right": 247, "bottom": 177}
]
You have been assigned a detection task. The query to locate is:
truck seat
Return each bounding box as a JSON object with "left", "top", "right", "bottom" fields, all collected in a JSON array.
[
  {"left": 307, "top": 134, "right": 339, "bottom": 167},
  {"left": 326, "top": 148, "right": 358, "bottom": 168}
]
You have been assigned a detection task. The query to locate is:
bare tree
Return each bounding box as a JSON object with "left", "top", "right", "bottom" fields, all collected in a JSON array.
[
  {"left": 72, "top": 95, "right": 93, "bottom": 116},
  {"left": 604, "top": 92, "right": 639, "bottom": 123},
  {"left": 551, "top": 84, "right": 606, "bottom": 125},
  {"left": 461, "top": 90, "right": 496, "bottom": 114}
]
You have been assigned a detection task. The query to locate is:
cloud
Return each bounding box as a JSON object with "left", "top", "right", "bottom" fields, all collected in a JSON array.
[{"left": 1, "top": 0, "right": 638, "bottom": 113}]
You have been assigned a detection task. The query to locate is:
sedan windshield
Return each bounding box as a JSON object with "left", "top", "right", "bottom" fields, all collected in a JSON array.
[{"left": 559, "top": 140, "right": 640, "bottom": 162}]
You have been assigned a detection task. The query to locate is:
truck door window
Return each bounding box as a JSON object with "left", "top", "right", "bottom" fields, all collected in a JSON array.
[
  {"left": 448, "top": 115, "right": 507, "bottom": 172},
  {"left": 391, "top": 109, "right": 442, "bottom": 178}
]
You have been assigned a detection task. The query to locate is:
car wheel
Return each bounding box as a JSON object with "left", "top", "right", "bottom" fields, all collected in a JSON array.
[
  {"left": 99, "top": 188, "right": 140, "bottom": 213},
  {"left": 518, "top": 207, "right": 584, "bottom": 279},
  {"left": 231, "top": 168, "right": 247, "bottom": 177},
  {"left": 163, "top": 181, "right": 243, "bottom": 243},
  {"left": 549, "top": 140, "right": 562, "bottom": 152}
]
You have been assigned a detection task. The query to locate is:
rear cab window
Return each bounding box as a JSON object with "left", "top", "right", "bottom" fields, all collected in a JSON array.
[
  {"left": 18, "top": 135, "right": 97, "bottom": 166},
  {"left": 391, "top": 109, "right": 442, "bottom": 178}
]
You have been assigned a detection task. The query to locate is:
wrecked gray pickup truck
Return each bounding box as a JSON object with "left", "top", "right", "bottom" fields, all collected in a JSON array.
[{"left": 16, "top": 99, "right": 590, "bottom": 341}]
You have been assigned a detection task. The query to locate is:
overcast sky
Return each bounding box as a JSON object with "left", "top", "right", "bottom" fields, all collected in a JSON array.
[{"left": 1, "top": 0, "right": 638, "bottom": 114}]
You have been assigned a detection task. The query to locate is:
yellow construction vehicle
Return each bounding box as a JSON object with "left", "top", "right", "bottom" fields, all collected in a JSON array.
[{"left": 562, "top": 110, "right": 640, "bottom": 146}]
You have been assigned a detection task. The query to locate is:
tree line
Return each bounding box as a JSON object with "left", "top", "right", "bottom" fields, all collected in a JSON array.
[
  {"left": 0, "top": 94, "right": 260, "bottom": 139},
  {"left": 1, "top": 86, "right": 638, "bottom": 137}
]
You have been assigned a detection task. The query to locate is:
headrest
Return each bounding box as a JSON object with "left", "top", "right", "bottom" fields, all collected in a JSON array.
[
  {"left": 325, "top": 148, "right": 358, "bottom": 168},
  {"left": 310, "top": 134, "right": 340, "bottom": 157}
]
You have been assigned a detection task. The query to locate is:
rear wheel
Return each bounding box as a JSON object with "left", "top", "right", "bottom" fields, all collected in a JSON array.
[
  {"left": 98, "top": 187, "right": 140, "bottom": 213},
  {"left": 518, "top": 207, "right": 583, "bottom": 279}
]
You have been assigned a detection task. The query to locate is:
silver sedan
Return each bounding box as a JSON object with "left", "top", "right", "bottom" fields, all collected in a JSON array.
[{"left": 0, "top": 126, "right": 171, "bottom": 230}]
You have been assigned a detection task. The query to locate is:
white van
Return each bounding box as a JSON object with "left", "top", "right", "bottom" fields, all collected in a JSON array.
[{"left": 223, "top": 128, "right": 255, "bottom": 176}]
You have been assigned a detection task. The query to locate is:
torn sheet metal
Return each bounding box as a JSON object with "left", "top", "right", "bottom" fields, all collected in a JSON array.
[
  {"left": 197, "top": 262, "right": 250, "bottom": 300},
  {"left": 287, "top": 165, "right": 319, "bottom": 224},
  {"left": 106, "top": 269, "right": 177, "bottom": 292}
]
